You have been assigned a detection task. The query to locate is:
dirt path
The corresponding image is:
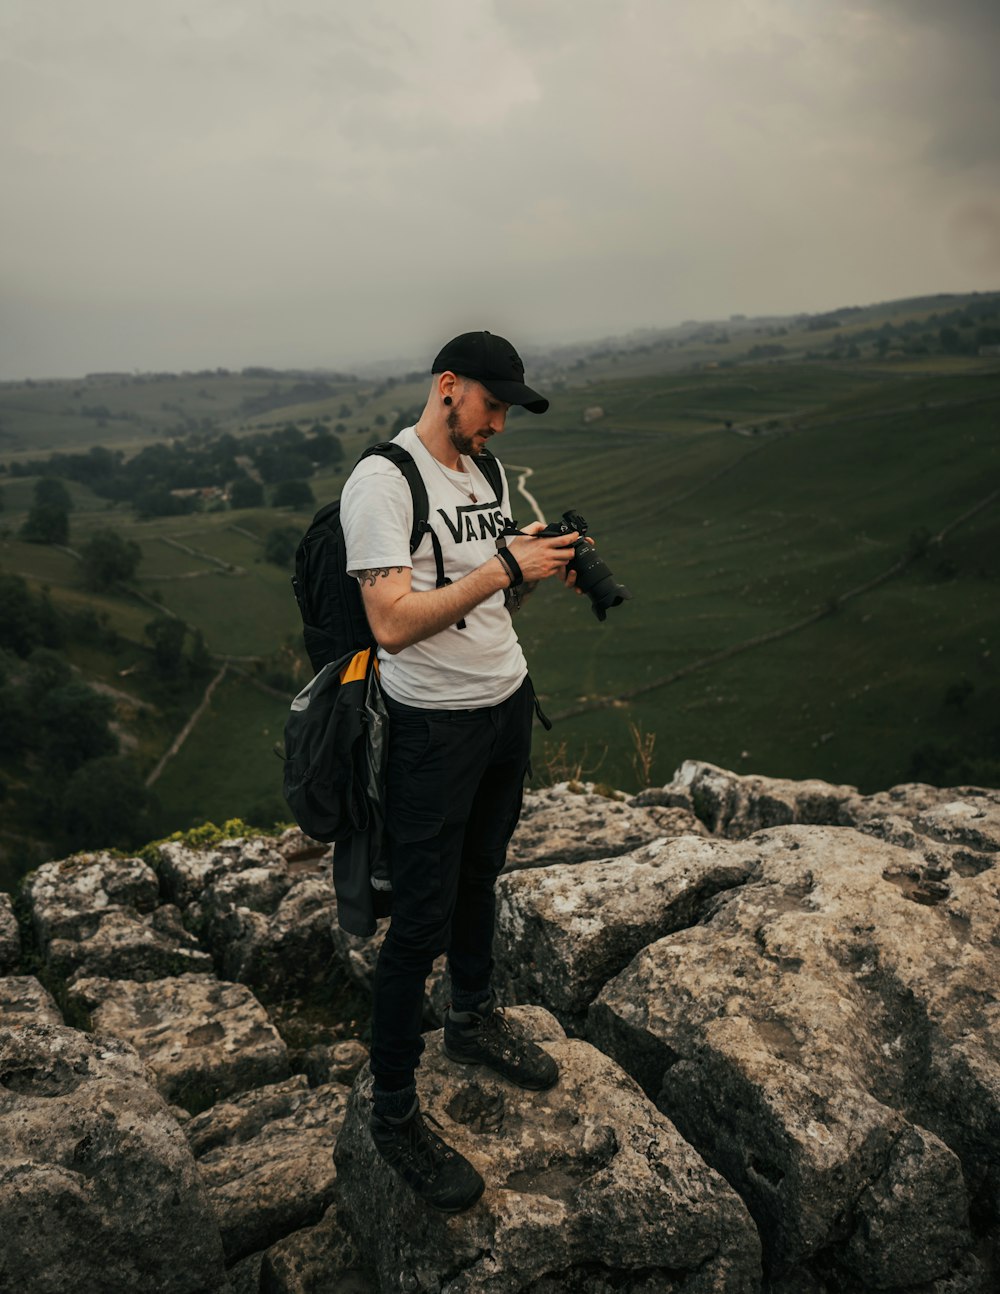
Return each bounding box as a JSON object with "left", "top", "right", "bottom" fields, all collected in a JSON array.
[
  {"left": 87, "top": 678, "right": 158, "bottom": 712},
  {"left": 504, "top": 462, "right": 546, "bottom": 524},
  {"left": 145, "top": 664, "right": 228, "bottom": 787}
]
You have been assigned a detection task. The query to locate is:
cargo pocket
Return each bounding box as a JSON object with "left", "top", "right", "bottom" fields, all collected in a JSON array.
[
  {"left": 384, "top": 811, "right": 449, "bottom": 926},
  {"left": 388, "top": 714, "right": 437, "bottom": 770},
  {"left": 386, "top": 716, "right": 447, "bottom": 824},
  {"left": 391, "top": 812, "right": 445, "bottom": 844}
]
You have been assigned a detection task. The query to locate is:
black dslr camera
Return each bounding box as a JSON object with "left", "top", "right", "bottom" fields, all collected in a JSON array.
[{"left": 536, "top": 510, "right": 631, "bottom": 621}]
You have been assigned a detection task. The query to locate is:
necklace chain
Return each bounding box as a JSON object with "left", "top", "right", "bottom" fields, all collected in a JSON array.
[{"left": 416, "top": 433, "right": 478, "bottom": 502}]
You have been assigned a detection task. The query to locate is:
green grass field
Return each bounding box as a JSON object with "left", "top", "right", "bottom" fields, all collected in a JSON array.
[
  {"left": 499, "top": 358, "right": 1000, "bottom": 790},
  {"left": 150, "top": 671, "right": 289, "bottom": 830},
  {"left": 2, "top": 300, "right": 998, "bottom": 867}
]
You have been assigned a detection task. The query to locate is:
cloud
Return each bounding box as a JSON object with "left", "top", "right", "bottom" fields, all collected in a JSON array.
[{"left": 1, "top": 0, "right": 998, "bottom": 377}]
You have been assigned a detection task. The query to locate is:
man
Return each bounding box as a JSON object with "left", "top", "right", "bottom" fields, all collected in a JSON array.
[{"left": 340, "top": 330, "right": 580, "bottom": 1213}]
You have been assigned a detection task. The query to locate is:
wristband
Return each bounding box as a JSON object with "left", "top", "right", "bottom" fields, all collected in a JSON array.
[{"left": 495, "top": 546, "right": 524, "bottom": 588}]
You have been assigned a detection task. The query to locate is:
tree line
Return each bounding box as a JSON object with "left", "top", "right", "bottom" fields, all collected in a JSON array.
[{"left": 2, "top": 422, "right": 343, "bottom": 519}]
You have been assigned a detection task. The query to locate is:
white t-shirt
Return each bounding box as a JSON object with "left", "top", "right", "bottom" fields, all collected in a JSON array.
[{"left": 340, "top": 426, "right": 528, "bottom": 709}]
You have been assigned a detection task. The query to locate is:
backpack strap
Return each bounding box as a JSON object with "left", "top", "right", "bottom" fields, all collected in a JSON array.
[
  {"left": 358, "top": 438, "right": 508, "bottom": 633},
  {"left": 357, "top": 439, "right": 465, "bottom": 628},
  {"left": 358, "top": 442, "right": 428, "bottom": 555},
  {"left": 471, "top": 445, "right": 504, "bottom": 504}
]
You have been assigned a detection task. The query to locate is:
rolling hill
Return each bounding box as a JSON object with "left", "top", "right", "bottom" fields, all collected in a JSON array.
[{"left": 1, "top": 291, "right": 998, "bottom": 889}]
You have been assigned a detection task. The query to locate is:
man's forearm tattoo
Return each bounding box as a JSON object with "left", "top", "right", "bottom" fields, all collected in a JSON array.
[{"left": 356, "top": 567, "right": 404, "bottom": 587}]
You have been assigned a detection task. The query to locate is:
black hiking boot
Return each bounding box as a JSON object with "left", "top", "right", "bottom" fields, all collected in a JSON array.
[
  {"left": 443, "top": 996, "right": 559, "bottom": 1091},
  {"left": 369, "top": 1099, "right": 484, "bottom": 1214}
]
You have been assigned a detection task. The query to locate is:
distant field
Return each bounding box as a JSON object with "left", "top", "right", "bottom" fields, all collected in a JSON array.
[
  {"left": 506, "top": 363, "right": 1000, "bottom": 791},
  {"left": 2, "top": 307, "right": 998, "bottom": 855},
  {"left": 150, "top": 671, "right": 289, "bottom": 830}
]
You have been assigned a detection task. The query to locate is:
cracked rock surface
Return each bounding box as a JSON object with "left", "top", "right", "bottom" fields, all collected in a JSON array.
[
  {"left": 505, "top": 781, "right": 705, "bottom": 871},
  {"left": 587, "top": 824, "right": 998, "bottom": 1291},
  {"left": 334, "top": 1007, "right": 761, "bottom": 1293},
  {"left": 192, "top": 868, "right": 337, "bottom": 997},
  {"left": 226, "top": 1200, "right": 371, "bottom": 1294},
  {"left": 494, "top": 835, "right": 755, "bottom": 1027},
  {"left": 50, "top": 903, "right": 214, "bottom": 983},
  {"left": 67, "top": 972, "right": 289, "bottom": 1108},
  {"left": 0, "top": 975, "right": 63, "bottom": 1026},
  {"left": 154, "top": 837, "right": 290, "bottom": 909},
  {"left": 2, "top": 768, "right": 999, "bottom": 1291},
  {"left": 25, "top": 851, "right": 159, "bottom": 950},
  {"left": 186, "top": 1074, "right": 349, "bottom": 1261},
  {"left": 0, "top": 1022, "right": 225, "bottom": 1294},
  {"left": 0, "top": 893, "right": 19, "bottom": 971}
]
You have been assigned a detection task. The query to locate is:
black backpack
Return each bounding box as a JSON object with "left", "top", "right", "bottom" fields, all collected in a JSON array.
[
  {"left": 282, "top": 646, "right": 383, "bottom": 845},
  {"left": 291, "top": 440, "right": 503, "bottom": 672}
]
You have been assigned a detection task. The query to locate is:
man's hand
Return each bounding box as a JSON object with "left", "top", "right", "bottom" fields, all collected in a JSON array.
[
  {"left": 508, "top": 520, "right": 594, "bottom": 595},
  {"left": 360, "top": 522, "right": 590, "bottom": 653},
  {"left": 505, "top": 521, "right": 580, "bottom": 583}
]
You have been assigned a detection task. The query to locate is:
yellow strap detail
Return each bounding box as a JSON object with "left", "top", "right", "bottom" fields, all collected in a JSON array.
[{"left": 340, "top": 648, "right": 371, "bottom": 684}]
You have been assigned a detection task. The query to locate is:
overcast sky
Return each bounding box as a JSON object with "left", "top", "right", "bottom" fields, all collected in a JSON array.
[{"left": 2, "top": 0, "right": 998, "bottom": 379}]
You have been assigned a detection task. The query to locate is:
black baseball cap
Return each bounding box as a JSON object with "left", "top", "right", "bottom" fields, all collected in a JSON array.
[{"left": 431, "top": 330, "right": 549, "bottom": 414}]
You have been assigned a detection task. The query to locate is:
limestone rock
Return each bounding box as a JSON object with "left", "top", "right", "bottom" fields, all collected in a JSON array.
[
  {"left": 0, "top": 892, "right": 19, "bottom": 971},
  {"left": 227, "top": 1201, "right": 372, "bottom": 1293},
  {"left": 200, "top": 872, "right": 337, "bottom": 998},
  {"left": 155, "top": 840, "right": 255, "bottom": 909},
  {"left": 912, "top": 796, "right": 1000, "bottom": 854},
  {"left": 494, "top": 836, "right": 756, "bottom": 1026},
  {"left": 184, "top": 1074, "right": 313, "bottom": 1156},
  {"left": 853, "top": 810, "right": 996, "bottom": 888},
  {"left": 669, "top": 759, "right": 1000, "bottom": 855},
  {"left": 330, "top": 921, "right": 385, "bottom": 993},
  {"left": 227, "top": 1253, "right": 267, "bottom": 1294},
  {"left": 25, "top": 851, "right": 159, "bottom": 949},
  {"left": 633, "top": 800, "right": 709, "bottom": 838},
  {"left": 334, "top": 1009, "right": 761, "bottom": 1293},
  {"left": 48, "top": 903, "right": 214, "bottom": 984},
  {"left": 301, "top": 1039, "right": 369, "bottom": 1089},
  {"left": 155, "top": 836, "right": 290, "bottom": 908},
  {"left": 174, "top": 849, "right": 339, "bottom": 999},
  {"left": 192, "top": 1079, "right": 349, "bottom": 1261},
  {"left": 505, "top": 782, "right": 699, "bottom": 871},
  {"left": 0, "top": 975, "right": 62, "bottom": 1026},
  {"left": 274, "top": 826, "right": 333, "bottom": 868},
  {"left": 185, "top": 861, "right": 294, "bottom": 943},
  {"left": 68, "top": 972, "right": 289, "bottom": 1108},
  {"left": 258, "top": 1202, "right": 373, "bottom": 1292},
  {"left": 847, "top": 780, "right": 1000, "bottom": 828},
  {"left": 668, "top": 759, "right": 858, "bottom": 837},
  {"left": 588, "top": 825, "right": 998, "bottom": 1289},
  {"left": 0, "top": 1022, "right": 225, "bottom": 1293},
  {"left": 630, "top": 782, "right": 698, "bottom": 813}
]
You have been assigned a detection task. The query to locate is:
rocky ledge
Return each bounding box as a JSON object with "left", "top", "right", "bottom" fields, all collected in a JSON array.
[{"left": 0, "top": 761, "right": 997, "bottom": 1292}]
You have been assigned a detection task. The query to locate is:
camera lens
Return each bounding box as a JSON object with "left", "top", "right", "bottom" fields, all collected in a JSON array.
[{"left": 570, "top": 539, "right": 631, "bottom": 622}]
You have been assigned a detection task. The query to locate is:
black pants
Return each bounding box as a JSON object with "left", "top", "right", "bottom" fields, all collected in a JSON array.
[{"left": 370, "top": 676, "right": 534, "bottom": 1092}]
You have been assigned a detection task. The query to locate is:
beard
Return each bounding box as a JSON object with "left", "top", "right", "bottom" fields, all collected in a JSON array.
[{"left": 446, "top": 406, "right": 487, "bottom": 457}]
